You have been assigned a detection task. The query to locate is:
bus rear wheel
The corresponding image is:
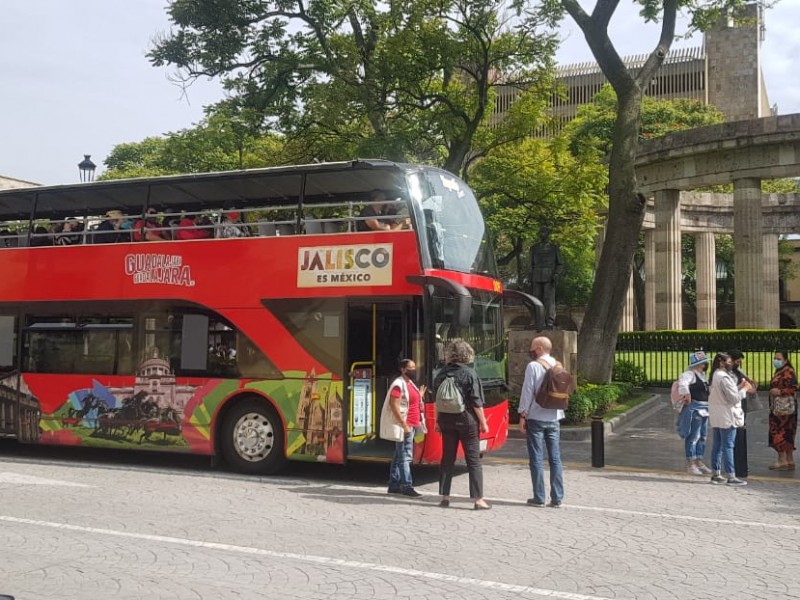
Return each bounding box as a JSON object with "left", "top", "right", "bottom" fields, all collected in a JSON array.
[{"left": 220, "top": 400, "right": 286, "bottom": 475}]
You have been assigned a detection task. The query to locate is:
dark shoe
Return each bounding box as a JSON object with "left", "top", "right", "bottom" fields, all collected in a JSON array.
[
  {"left": 526, "top": 498, "right": 545, "bottom": 507},
  {"left": 387, "top": 488, "right": 402, "bottom": 494},
  {"left": 473, "top": 502, "right": 492, "bottom": 510},
  {"left": 547, "top": 501, "right": 562, "bottom": 509},
  {"left": 401, "top": 488, "right": 423, "bottom": 498},
  {"left": 438, "top": 499, "right": 450, "bottom": 508}
]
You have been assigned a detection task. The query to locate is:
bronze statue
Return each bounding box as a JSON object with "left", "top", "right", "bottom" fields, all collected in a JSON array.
[{"left": 530, "top": 227, "right": 564, "bottom": 329}]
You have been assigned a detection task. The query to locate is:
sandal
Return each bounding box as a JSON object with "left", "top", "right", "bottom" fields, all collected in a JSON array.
[{"left": 768, "top": 462, "right": 786, "bottom": 470}]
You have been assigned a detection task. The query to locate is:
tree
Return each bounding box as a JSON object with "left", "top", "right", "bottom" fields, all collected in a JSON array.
[
  {"left": 148, "top": 0, "right": 558, "bottom": 177},
  {"left": 471, "top": 134, "right": 607, "bottom": 305},
  {"left": 101, "top": 109, "right": 284, "bottom": 180},
  {"left": 540, "top": 0, "right": 747, "bottom": 382}
]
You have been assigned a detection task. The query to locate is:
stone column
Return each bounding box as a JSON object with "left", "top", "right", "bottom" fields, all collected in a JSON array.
[
  {"left": 620, "top": 275, "right": 635, "bottom": 331},
  {"left": 763, "top": 233, "right": 780, "bottom": 328},
  {"left": 644, "top": 230, "right": 656, "bottom": 330},
  {"left": 654, "top": 189, "right": 682, "bottom": 330},
  {"left": 733, "top": 178, "right": 763, "bottom": 328},
  {"left": 695, "top": 232, "right": 717, "bottom": 330}
]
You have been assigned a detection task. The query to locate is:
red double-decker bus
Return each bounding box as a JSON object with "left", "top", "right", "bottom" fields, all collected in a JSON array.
[{"left": 0, "top": 160, "right": 527, "bottom": 474}]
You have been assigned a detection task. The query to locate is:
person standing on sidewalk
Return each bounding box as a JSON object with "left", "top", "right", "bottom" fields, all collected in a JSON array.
[
  {"left": 382, "top": 358, "right": 426, "bottom": 497},
  {"left": 767, "top": 350, "right": 798, "bottom": 471},
  {"left": 676, "top": 351, "right": 712, "bottom": 476},
  {"left": 708, "top": 352, "right": 752, "bottom": 486},
  {"left": 729, "top": 349, "right": 757, "bottom": 478},
  {"left": 518, "top": 336, "right": 564, "bottom": 508},
  {"left": 434, "top": 340, "right": 491, "bottom": 510}
]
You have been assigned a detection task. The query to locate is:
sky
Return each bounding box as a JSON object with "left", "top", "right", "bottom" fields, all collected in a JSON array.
[{"left": 1, "top": 0, "right": 799, "bottom": 186}]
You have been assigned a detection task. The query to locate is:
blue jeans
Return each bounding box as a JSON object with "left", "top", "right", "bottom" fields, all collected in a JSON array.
[
  {"left": 526, "top": 419, "right": 564, "bottom": 504},
  {"left": 389, "top": 430, "right": 414, "bottom": 490},
  {"left": 685, "top": 409, "right": 709, "bottom": 461},
  {"left": 710, "top": 427, "right": 737, "bottom": 475}
]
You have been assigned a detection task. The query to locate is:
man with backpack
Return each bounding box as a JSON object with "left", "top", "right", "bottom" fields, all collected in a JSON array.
[{"left": 518, "top": 336, "right": 567, "bottom": 508}]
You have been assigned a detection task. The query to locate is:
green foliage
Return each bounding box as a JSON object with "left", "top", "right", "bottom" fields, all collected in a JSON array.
[
  {"left": 100, "top": 109, "right": 285, "bottom": 180},
  {"left": 612, "top": 360, "right": 647, "bottom": 387},
  {"left": 149, "top": 0, "right": 559, "bottom": 178},
  {"left": 566, "top": 85, "right": 725, "bottom": 156},
  {"left": 565, "top": 382, "right": 634, "bottom": 424},
  {"left": 470, "top": 135, "right": 607, "bottom": 304}
]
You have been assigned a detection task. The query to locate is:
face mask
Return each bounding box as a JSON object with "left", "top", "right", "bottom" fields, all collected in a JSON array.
[
  {"left": 405, "top": 369, "right": 417, "bottom": 381},
  {"left": 724, "top": 363, "right": 733, "bottom": 372},
  {"left": 774, "top": 359, "right": 785, "bottom": 369}
]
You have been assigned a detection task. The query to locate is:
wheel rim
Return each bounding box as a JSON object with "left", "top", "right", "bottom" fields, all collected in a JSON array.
[{"left": 232, "top": 412, "right": 276, "bottom": 462}]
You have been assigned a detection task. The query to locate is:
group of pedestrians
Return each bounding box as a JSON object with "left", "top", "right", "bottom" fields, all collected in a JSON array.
[
  {"left": 379, "top": 335, "right": 562, "bottom": 510},
  {"left": 676, "top": 349, "right": 798, "bottom": 485}
]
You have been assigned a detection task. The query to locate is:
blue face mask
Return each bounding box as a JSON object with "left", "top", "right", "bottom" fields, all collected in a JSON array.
[{"left": 774, "top": 359, "right": 785, "bottom": 369}]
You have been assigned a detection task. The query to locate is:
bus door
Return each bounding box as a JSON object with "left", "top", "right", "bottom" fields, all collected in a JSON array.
[
  {"left": 0, "top": 313, "right": 37, "bottom": 442},
  {"left": 346, "top": 302, "right": 407, "bottom": 459}
]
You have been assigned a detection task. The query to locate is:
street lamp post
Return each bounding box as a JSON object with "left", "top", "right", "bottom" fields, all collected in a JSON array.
[{"left": 78, "top": 154, "right": 96, "bottom": 182}]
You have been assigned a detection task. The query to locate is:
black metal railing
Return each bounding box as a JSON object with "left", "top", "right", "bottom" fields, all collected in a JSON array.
[{"left": 615, "top": 330, "right": 800, "bottom": 387}]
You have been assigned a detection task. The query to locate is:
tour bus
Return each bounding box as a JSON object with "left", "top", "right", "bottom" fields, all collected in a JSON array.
[{"left": 0, "top": 160, "right": 537, "bottom": 474}]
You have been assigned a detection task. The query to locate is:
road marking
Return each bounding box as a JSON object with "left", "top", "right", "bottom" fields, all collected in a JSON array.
[
  {"left": 0, "top": 514, "right": 619, "bottom": 600},
  {"left": 323, "top": 484, "right": 800, "bottom": 532},
  {"left": 0, "top": 472, "right": 91, "bottom": 487}
]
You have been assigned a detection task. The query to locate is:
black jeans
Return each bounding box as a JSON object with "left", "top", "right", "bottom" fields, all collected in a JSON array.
[{"left": 438, "top": 411, "right": 483, "bottom": 499}]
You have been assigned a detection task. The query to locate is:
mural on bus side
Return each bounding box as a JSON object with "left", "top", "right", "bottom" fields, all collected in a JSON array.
[{"left": 10, "top": 350, "right": 345, "bottom": 463}]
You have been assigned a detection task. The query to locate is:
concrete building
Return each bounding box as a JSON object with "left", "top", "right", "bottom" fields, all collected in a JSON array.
[{"left": 0, "top": 175, "right": 38, "bottom": 191}]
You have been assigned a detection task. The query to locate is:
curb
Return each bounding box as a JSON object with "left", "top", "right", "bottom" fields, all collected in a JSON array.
[{"left": 508, "top": 393, "right": 663, "bottom": 442}]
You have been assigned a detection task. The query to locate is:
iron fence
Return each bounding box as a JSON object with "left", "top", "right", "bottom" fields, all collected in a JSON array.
[{"left": 615, "top": 330, "right": 800, "bottom": 387}]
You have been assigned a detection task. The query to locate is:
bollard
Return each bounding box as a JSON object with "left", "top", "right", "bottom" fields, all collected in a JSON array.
[
  {"left": 734, "top": 393, "right": 749, "bottom": 478},
  {"left": 591, "top": 415, "right": 604, "bottom": 468}
]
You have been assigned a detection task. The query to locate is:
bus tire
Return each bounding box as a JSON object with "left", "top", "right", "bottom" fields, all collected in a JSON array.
[{"left": 220, "top": 399, "right": 286, "bottom": 475}]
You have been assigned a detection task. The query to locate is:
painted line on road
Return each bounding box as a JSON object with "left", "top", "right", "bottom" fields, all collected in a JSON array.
[
  {"left": 0, "top": 514, "right": 620, "bottom": 600},
  {"left": 484, "top": 457, "right": 800, "bottom": 485},
  {"left": 323, "top": 484, "right": 800, "bottom": 532}
]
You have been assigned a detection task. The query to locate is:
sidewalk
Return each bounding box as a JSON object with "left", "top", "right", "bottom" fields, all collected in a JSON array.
[{"left": 499, "top": 393, "right": 798, "bottom": 481}]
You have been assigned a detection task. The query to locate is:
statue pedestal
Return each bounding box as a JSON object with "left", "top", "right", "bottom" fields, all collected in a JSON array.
[{"left": 507, "top": 330, "right": 578, "bottom": 399}]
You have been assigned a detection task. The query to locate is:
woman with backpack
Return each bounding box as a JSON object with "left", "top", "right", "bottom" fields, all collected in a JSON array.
[
  {"left": 676, "top": 351, "right": 712, "bottom": 476},
  {"left": 708, "top": 352, "right": 753, "bottom": 486},
  {"left": 433, "top": 339, "right": 491, "bottom": 510}
]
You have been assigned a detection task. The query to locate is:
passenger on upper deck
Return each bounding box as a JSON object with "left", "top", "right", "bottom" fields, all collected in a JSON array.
[
  {"left": 133, "top": 208, "right": 168, "bottom": 242},
  {"left": 356, "top": 190, "right": 410, "bottom": 232},
  {"left": 217, "top": 210, "right": 250, "bottom": 238},
  {"left": 94, "top": 210, "right": 129, "bottom": 243},
  {"left": 55, "top": 218, "right": 83, "bottom": 245},
  {"left": 31, "top": 225, "right": 54, "bottom": 247},
  {"left": 176, "top": 213, "right": 213, "bottom": 240}
]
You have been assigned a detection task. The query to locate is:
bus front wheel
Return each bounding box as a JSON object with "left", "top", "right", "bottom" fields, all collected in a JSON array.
[{"left": 220, "top": 399, "right": 286, "bottom": 474}]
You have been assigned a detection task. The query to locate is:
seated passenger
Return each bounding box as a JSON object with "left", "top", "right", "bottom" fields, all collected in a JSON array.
[
  {"left": 31, "top": 225, "right": 54, "bottom": 246},
  {"left": 55, "top": 218, "right": 83, "bottom": 245},
  {"left": 133, "top": 208, "right": 168, "bottom": 242},
  {"left": 356, "top": 191, "right": 410, "bottom": 232},
  {"left": 94, "top": 210, "right": 128, "bottom": 243},
  {"left": 217, "top": 210, "right": 250, "bottom": 238},
  {"left": 176, "top": 213, "right": 213, "bottom": 240}
]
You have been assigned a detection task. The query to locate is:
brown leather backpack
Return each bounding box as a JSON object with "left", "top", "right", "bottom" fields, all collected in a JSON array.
[{"left": 535, "top": 358, "right": 575, "bottom": 410}]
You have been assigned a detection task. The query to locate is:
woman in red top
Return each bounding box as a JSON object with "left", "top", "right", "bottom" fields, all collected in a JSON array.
[
  {"left": 385, "top": 359, "right": 426, "bottom": 497},
  {"left": 768, "top": 350, "right": 798, "bottom": 470}
]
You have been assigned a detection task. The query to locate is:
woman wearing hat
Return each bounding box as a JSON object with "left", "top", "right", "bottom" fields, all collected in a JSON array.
[{"left": 676, "top": 351, "right": 712, "bottom": 475}]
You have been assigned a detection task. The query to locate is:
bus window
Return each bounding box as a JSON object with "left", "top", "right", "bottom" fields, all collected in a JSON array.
[
  {"left": 0, "top": 316, "right": 16, "bottom": 372},
  {"left": 24, "top": 315, "right": 133, "bottom": 375},
  {"left": 141, "top": 310, "right": 282, "bottom": 379}
]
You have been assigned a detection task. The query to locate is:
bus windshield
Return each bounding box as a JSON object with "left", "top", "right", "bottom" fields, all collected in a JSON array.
[
  {"left": 432, "top": 289, "right": 504, "bottom": 384},
  {"left": 408, "top": 168, "right": 497, "bottom": 277}
]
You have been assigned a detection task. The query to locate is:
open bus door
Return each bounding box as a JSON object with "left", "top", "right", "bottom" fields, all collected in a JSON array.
[{"left": 345, "top": 302, "right": 408, "bottom": 460}]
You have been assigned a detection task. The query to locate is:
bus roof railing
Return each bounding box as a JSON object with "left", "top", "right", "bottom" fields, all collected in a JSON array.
[{"left": 0, "top": 159, "right": 412, "bottom": 221}]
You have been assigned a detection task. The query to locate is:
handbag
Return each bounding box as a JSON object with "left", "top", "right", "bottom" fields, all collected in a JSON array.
[
  {"left": 379, "top": 379, "right": 409, "bottom": 442},
  {"left": 771, "top": 395, "right": 796, "bottom": 417}
]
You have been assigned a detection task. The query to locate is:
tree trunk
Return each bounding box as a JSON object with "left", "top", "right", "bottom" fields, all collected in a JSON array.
[{"left": 577, "top": 88, "right": 646, "bottom": 382}]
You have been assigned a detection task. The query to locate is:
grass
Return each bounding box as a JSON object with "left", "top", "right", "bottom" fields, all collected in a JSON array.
[
  {"left": 601, "top": 392, "right": 652, "bottom": 421},
  {"left": 615, "top": 350, "right": 778, "bottom": 387}
]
